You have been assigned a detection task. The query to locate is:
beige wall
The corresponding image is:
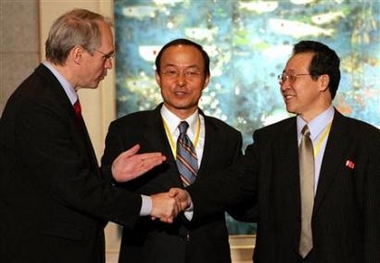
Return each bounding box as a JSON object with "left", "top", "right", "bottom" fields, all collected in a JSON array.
[{"left": 0, "top": 0, "right": 39, "bottom": 116}]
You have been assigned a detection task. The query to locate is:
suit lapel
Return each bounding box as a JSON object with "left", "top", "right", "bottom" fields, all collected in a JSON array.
[
  {"left": 37, "top": 65, "right": 99, "bottom": 173},
  {"left": 143, "top": 106, "right": 174, "bottom": 158},
  {"left": 79, "top": 118, "right": 100, "bottom": 170},
  {"left": 197, "top": 115, "right": 214, "bottom": 173},
  {"left": 36, "top": 64, "right": 79, "bottom": 126},
  {"left": 142, "top": 106, "right": 182, "bottom": 185},
  {"left": 191, "top": 111, "right": 221, "bottom": 178},
  {"left": 276, "top": 119, "right": 301, "bottom": 215},
  {"left": 313, "top": 111, "right": 348, "bottom": 214}
]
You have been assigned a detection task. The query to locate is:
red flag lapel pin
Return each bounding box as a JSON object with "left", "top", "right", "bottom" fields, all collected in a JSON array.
[{"left": 345, "top": 160, "right": 355, "bottom": 169}]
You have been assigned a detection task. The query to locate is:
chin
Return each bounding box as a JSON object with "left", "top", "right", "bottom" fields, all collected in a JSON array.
[
  {"left": 84, "top": 85, "right": 99, "bottom": 90},
  {"left": 285, "top": 105, "right": 296, "bottom": 114}
]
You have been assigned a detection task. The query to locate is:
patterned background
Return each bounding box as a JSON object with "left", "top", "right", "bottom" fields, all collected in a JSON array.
[{"left": 115, "top": 0, "right": 380, "bottom": 234}]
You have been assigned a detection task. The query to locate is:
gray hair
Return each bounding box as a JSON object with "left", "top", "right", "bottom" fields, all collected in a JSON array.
[{"left": 45, "top": 8, "right": 112, "bottom": 65}]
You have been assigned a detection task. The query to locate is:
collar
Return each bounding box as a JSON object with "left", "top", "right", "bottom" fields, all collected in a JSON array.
[
  {"left": 42, "top": 61, "right": 78, "bottom": 105},
  {"left": 160, "top": 104, "right": 199, "bottom": 137},
  {"left": 297, "top": 106, "right": 335, "bottom": 140}
]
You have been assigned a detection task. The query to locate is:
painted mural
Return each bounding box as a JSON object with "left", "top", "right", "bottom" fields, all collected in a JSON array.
[{"left": 115, "top": 0, "right": 379, "bottom": 234}]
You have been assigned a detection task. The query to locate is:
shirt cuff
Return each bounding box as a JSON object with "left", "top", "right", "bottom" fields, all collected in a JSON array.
[
  {"left": 139, "top": 195, "right": 152, "bottom": 216},
  {"left": 184, "top": 202, "right": 194, "bottom": 220}
]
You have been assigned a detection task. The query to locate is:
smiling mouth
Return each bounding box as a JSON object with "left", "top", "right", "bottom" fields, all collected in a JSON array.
[
  {"left": 174, "top": 90, "right": 188, "bottom": 96},
  {"left": 283, "top": 94, "right": 295, "bottom": 101}
]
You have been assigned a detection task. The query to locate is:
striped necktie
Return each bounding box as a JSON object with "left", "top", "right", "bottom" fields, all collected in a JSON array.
[
  {"left": 176, "top": 121, "right": 198, "bottom": 186},
  {"left": 298, "top": 125, "right": 314, "bottom": 258}
]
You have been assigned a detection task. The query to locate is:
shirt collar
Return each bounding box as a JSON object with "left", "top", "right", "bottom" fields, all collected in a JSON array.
[
  {"left": 42, "top": 61, "right": 77, "bottom": 105},
  {"left": 297, "top": 106, "right": 335, "bottom": 140},
  {"left": 160, "top": 104, "right": 199, "bottom": 136}
]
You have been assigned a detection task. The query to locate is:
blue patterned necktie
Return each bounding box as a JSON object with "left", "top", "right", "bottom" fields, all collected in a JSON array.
[{"left": 176, "top": 121, "right": 198, "bottom": 186}]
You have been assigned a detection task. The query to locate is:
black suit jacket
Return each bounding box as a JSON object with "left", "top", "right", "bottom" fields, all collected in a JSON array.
[
  {"left": 0, "top": 64, "right": 142, "bottom": 263},
  {"left": 101, "top": 104, "right": 243, "bottom": 263},
  {"left": 188, "top": 110, "right": 380, "bottom": 263}
]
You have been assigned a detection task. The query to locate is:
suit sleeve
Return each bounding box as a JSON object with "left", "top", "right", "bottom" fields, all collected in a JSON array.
[
  {"left": 101, "top": 121, "right": 126, "bottom": 184},
  {"left": 187, "top": 131, "right": 258, "bottom": 221},
  {"left": 364, "top": 127, "right": 380, "bottom": 263},
  {"left": 225, "top": 131, "right": 258, "bottom": 222}
]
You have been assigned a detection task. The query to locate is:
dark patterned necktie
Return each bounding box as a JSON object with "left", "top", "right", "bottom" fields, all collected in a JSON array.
[
  {"left": 176, "top": 121, "right": 198, "bottom": 186},
  {"left": 298, "top": 125, "right": 314, "bottom": 258}
]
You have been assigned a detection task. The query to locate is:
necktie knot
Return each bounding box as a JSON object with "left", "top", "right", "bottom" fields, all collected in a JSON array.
[
  {"left": 178, "top": 121, "right": 189, "bottom": 134},
  {"left": 74, "top": 99, "right": 82, "bottom": 117},
  {"left": 301, "top": 125, "right": 310, "bottom": 137}
]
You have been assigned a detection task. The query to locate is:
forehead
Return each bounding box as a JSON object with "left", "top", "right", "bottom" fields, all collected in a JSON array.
[
  {"left": 285, "top": 52, "right": 314, "bottom": 72},
  {"left": 161, "top": 44, "right": 204, "bottom": 67},
  {"left": 97, "top": 21, "right": 114, "bottom": 49}
]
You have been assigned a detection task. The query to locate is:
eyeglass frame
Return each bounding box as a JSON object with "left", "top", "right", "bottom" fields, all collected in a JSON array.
[
  {"left": 160, "top": 67, "right": 204, "bottom": 80},
  {"left": 93, "top": 49, "right": 116, "bottom": 61},
  {"left": 277, "top": 73, "right": 313, "bottom": 84}
]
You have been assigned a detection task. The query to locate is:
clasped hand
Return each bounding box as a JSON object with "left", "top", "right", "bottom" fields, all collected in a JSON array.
[
  {"left": 150, "top": 188, "right": 192, "bottom": 223},
  {"left": 111, "top": 144, "right": 192, "bottom": 223}
]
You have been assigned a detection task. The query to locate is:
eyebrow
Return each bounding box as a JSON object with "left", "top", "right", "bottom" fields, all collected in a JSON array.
[{"left": 164, "top": 64, "right": 201, "bottom": 69}]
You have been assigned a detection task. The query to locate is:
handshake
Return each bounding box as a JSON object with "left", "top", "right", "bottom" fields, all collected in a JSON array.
[
  {"left": 111, "top": 145, "right": 194, "bottom": 223},
  {"left": 149, "top": 188, "right": 192, "bottom": 223}
]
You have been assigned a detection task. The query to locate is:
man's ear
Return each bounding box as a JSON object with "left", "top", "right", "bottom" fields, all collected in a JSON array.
[
  {"left": 155, "top": 70, "right": 162, "bottom": 86},
  {"left": 203, "top": 74, "right": 210, "bottom": 90},
  {"left": 71, "top": 45, "right": 85, "bottom": 65},
  {"left": 319, "top": 74, "right": 330, "bottom": 92}
]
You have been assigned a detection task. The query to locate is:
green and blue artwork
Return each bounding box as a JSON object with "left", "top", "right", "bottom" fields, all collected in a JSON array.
[{"left": 115, "top": 0, "right": 380, "bottom": 234}]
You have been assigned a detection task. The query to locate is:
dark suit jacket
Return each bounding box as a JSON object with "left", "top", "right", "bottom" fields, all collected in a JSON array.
[
  {"left": 101, "top": 104, "right": 243, "bottom": 263},
  {"left": 188, "top": 110, "right": 380, "bottom": 263},
  {"left": 0, "top": 64, "right": 142, "bottom": 263}
]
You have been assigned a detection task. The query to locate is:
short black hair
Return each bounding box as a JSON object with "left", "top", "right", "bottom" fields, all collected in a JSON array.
[
  {"left": 155, "top": 38, "right": 210, "bottom": 76},
  {"left": 293, "top": 40, "right": 341, "bottom": 99}
]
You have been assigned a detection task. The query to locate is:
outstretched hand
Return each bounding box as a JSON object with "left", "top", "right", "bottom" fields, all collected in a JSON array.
[{"left": 112, "top": 144, "right": 166, "bottom": 182}]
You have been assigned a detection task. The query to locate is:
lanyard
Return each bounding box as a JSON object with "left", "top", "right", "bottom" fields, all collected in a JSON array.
[
  {"left": 313, "top": 122, "right": 332, "bottom": 157},
  {"left": 162, "top": 117, "right": 201, "bottom": 159}
]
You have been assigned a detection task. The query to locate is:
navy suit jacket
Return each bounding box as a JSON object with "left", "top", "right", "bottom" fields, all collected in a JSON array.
[
  {"left": 188, "top": 110, "right": 380, "bottom": 263},
  {"left": 0, "top": 64, "right": 142, "bottom": 263},
  {"left": 101, "top": 104, "right": 243, "bottom": 263}
]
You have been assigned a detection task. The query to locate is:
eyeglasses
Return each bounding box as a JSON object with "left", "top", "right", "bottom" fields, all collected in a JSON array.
[
  {"left": 277, "top": 73, "right": 312, "bottom": 84},
  {"left": 161, "top": 68, "right": 203, "bottom": 79},
  {"left": 94, "top": 49, "right": 115, "bottom": 61}
]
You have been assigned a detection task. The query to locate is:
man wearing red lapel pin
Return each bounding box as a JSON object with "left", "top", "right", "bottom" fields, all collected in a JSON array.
[{"left": 170, "top": 40, "right": 380, "bottom": 263}]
